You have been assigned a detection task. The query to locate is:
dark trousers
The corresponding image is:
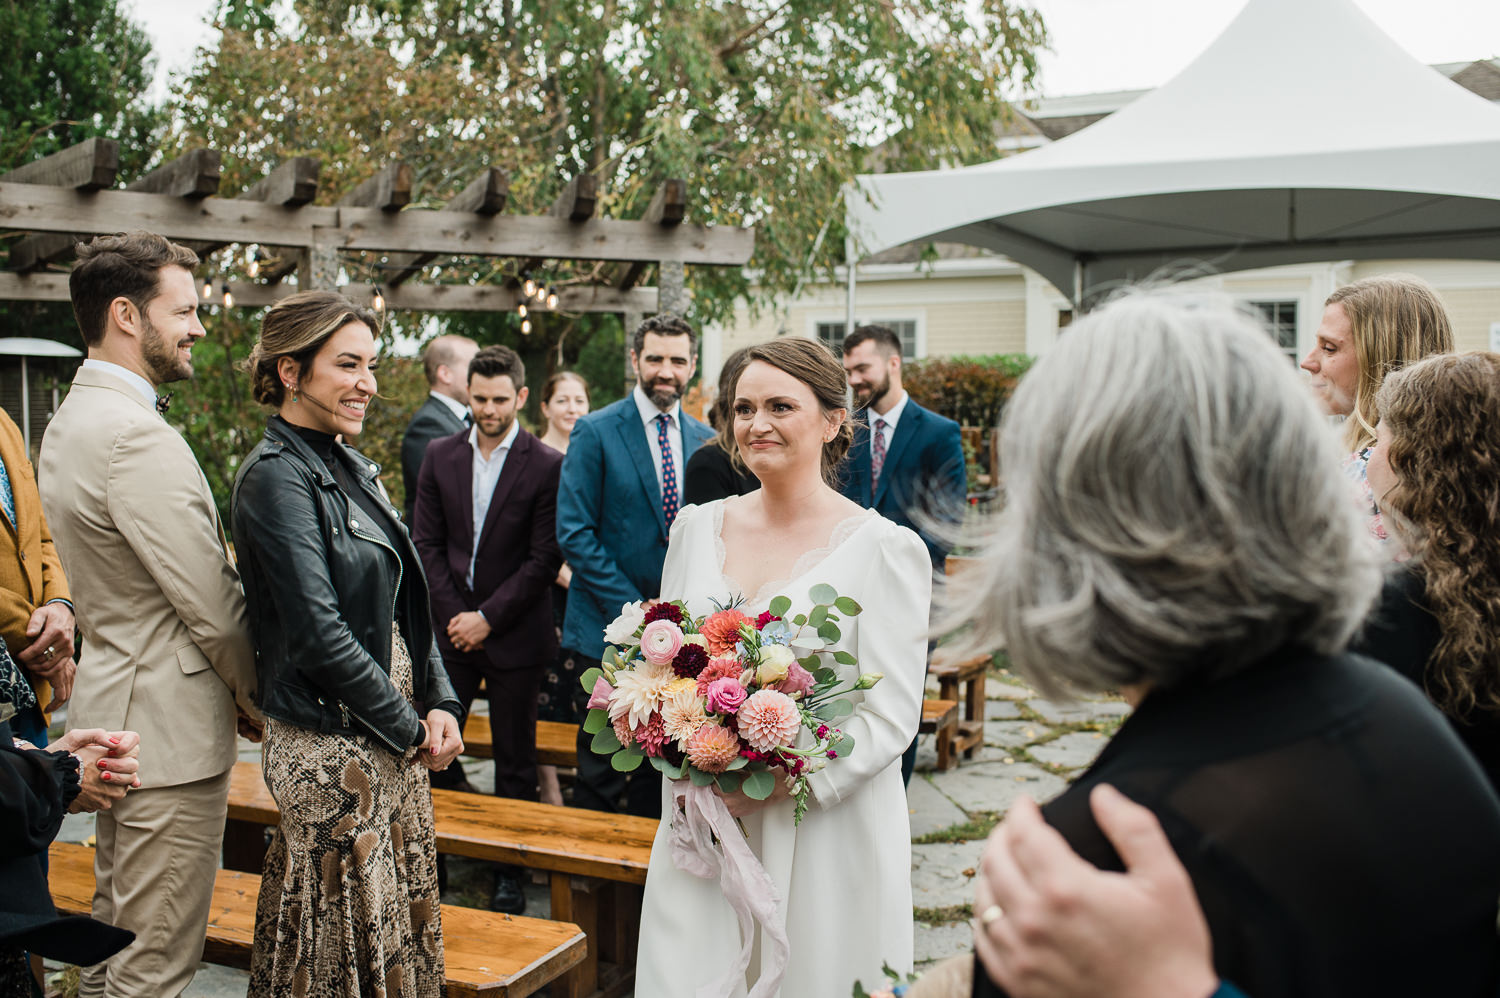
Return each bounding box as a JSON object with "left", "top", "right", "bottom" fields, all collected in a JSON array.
[
  {"left": 442, "top": 649, "right": 544, "bottom": 802},
  {"left": 568, "top": 652, "right": 662, "bottom": 819}
]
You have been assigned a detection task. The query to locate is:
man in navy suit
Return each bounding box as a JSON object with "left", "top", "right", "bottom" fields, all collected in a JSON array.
[
  {"left": 557, "top": 314, "right": 713, "bottom": 818},
  {"left": 840, "top": 324, "right": 966, "bottom": 783},
  {"left": 413, "top": 345, "right": 563, "bottom": 912},
  {"left": 401, "top": 334, "right": 478, "bottom": 522}
]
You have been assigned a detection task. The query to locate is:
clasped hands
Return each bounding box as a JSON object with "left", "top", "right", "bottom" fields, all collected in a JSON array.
[
  {"left": 415, "top": 709, "right": 463, "bottom": 771},
  {"left": 50, "top": 728, "right": 142, "bottom": 813},
  {"left": 19, "top": 602, "right": 76, "bottom": 710},
  {"left": 446, "top": 611, "right": 491, "bottom": 654}
]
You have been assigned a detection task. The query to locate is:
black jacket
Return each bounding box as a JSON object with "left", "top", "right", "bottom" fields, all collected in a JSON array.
[
  {"left": 401, "top": 394, "right": 467, "bottom": 522},
  {"left": 232, "top": 417, "right": 463, "bottom": 754}
]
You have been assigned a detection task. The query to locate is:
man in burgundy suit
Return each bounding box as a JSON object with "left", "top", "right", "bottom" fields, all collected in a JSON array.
[{"left": 413, "top": 344, "right": 563, "bottom": 914}]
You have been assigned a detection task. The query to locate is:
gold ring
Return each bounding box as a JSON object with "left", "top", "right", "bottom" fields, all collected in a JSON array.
[
  {"left": 44, "top": 646, "right": 55, "bottom": 658},
  {"left": 979, "top": 904, "right": 1004, "bottom": 926}
]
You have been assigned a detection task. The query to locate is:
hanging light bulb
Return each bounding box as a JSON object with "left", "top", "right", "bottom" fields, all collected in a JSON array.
[
  {"left": 522, "top": 273, "right": 537, "bottom": 297},
  {"left": 517, "top": 302, "right": 528, "bottom": 318},
  {"left": 372, "top": 285, "right": 386, "bottom": 312},
  {"left": 533, "top": 283, "right": 548, "bottom": 303},
  {"left": 247, "top": 248, "right": 261, "bottom": 279},
  {"left": 221, "top": 283, "right": 234, "bottom": 309},
  {"left": 521, "top": 318, "right": 532, "bottom": 335},
  {"left": 202, "top": 278, "right": 213, "bottom": 299},
  {"left": 546, "top": 287, "right": 560, "bottom": 310}
]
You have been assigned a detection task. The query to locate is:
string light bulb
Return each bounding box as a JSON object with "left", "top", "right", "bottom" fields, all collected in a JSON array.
[
  {"left": 372, "top": 285, "right": 386, "bottom": 312},
  {"left": 247, "top": 249, "right": 261, "bottom": 279},
  {"left": 522, "top": 273, "right": 537, "bottom": 297},
  {"left": 546, "top": 287, "right": 560, "bottom": 310},
  {"left": 202, "top": 278, "right": 213, "bottom": 299},
  {"left": 221, "top": 283, "right": 234, "bottom": 309},
  {"left": 517, "top": 302, "right": 528, "bottom": 318},
  {"left": 521, "top": 318, "right": 532, "bottom": 335}
]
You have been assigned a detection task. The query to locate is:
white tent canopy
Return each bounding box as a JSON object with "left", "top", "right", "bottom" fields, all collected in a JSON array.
[{"left": 846, "top": 0, "right": 1500, "bottom": 304}]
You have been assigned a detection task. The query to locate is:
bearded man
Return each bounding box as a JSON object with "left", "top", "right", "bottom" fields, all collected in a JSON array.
[{"left": 555, "top": 314, "right": 712, "bottom": 818}]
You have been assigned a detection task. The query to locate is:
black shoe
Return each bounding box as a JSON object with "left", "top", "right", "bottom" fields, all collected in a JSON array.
[{"left": 490, "top": 874, "right": 526, "bottom": 915}]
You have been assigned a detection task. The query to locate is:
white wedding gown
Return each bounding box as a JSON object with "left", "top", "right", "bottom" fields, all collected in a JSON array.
[{"left": 634, "top": 498, "right": 931, "bottom": 998}]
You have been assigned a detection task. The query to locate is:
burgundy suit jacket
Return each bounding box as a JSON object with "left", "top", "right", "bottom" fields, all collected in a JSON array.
[{"left": 412, "top": 426, "right": 563, "bottom": 671}]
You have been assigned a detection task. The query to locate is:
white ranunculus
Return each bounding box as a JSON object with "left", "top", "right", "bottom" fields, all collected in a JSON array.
[{"left": 603, "top": 601, "right": 647, "bottom": 646}]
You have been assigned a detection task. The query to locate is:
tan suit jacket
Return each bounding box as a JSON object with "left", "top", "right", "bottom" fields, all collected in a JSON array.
[
  {"left": 0, "top": 409, "right": 70, "bottom": 709},
  {"left": 39, "top": 365, "right": 257, "bottom": 788}
]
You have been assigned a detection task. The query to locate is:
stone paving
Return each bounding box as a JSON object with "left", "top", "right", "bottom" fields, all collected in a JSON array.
[{"left": 47, "top": 665, "right": 1128, "bottom": 995}]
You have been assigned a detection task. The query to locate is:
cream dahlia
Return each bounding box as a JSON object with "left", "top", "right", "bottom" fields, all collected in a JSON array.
[
  {"left": 737, "top": 689, "right": 802, "bottom": 752},
  {"left": 660, "top": 681, "right": 709, "bottom": 745},
  {"left": 608, "top": 658, "right": 676, "bottom": 728}
]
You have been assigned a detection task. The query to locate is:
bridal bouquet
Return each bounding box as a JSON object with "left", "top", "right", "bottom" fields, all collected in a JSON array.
[{"left": 581, "top": 583, "right": 881, "bottom": 824}]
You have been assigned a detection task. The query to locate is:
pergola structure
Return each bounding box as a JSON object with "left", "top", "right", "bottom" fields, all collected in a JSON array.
[{"left": 0, "top": 138, "right": 755, "bottom": 319}]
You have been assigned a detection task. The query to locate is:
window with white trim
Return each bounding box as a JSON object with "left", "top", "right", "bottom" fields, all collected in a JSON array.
[
  {"left": 1249, "top": 300, "right": 1299, "bottom": 362},
  {"left": 815, "top": 319, "right": 918, "bottom": 360}
]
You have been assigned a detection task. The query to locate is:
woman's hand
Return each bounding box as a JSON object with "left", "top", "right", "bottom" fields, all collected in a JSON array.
[
  {"left": 419, "top": 709, "right": 464, "bottom": 771},
  {"left": 56, "top": 729, "right": 143, "bottom": 812},
  {"left": 555, "top": 563, "right": 573, "bottom": 589},
  {"left": 712, "top": 776, "right": 791, "bottom": 818}
]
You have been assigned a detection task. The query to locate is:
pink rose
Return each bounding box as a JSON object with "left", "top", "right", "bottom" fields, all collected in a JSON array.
[
  {"left": 773, "top": 662, "right": 815, "bottom": 698},
  {"left": 705, "top": 677, "right": 748, "bottom": 715},
  {"left": 586, "top": 676, "right": 615, "bottom": 712},
  {"left": 737, "top": 689, "right": 802, "bottom": 752},
  {"left": 640, "top": 619, "right": 685, "bottom": 666}
]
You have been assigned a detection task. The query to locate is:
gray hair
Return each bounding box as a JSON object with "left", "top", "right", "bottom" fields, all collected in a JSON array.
[{"left": 936, "top": 287, "right": 1383, "bottom": 698}]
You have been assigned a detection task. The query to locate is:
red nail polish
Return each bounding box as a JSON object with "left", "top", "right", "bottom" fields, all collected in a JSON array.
[
  {"left": 109, "top": 736, "right": 120, "bottom": 744},
  {"left": 101, "top": 772, "right": 111, "bottom": 781},
  {"left": 98, "top": 759, "right": 107, "bottom": 768}
]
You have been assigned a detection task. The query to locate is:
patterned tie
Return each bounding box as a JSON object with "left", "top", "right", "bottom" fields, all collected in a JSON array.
[
  {"left": 657, "top": 413, "right": 679, "bottom": 527},
  {"left": 0, "top": 457, "right": 14, "bottom": 528},
  {"left": 872, "top": 417, "right": 888, "bottom": 495}
]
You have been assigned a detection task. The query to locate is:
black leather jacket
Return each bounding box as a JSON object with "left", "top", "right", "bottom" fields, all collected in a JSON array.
[{"left": 231, "top": 417, "right": 463, "bottom": 754}]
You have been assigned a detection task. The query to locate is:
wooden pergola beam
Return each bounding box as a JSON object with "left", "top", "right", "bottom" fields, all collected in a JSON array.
[
  {"left": 0, "top": 138, "right": 119, "bottom": 191},
  {"left": 0, "top": 183, "right": 754, "bottom": 264},
  {"left": 510, "top": 174, "right": 601, "bottom": 286},
  {"left": 186, "top": 156, "right": 322, "bottom": 260},
  {"left": 611, "top": 179, "right": 688, "bottom": 290},
  {"left": 384, "top": 167, "right": 509, "bottom": 287},
  {"left": 261, "top": 160, "right": 415, "bottom": 285},
  {"left": 8, "top": 149, "right": 223, "bottom": 272},
  {"left": 0, "top": 270, "right": 661, "bottom": 314}
]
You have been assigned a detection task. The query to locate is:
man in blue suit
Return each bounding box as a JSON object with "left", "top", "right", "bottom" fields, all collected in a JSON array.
[
  {"left": 840, "top": 324, "right": 967, "bottom": 784},
  {"left": 556, "top": 314, "right": 713, "bottom": 817}
]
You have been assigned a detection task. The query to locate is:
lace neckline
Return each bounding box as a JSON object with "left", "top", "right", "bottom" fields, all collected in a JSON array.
[{"left": 712, "top": 499, "right": 877, "bottom": 610}]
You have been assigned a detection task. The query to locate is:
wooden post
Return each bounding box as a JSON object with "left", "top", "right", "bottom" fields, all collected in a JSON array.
[
  {"left": 610, "top": 179, "right": 687, "bottom": 290},
  {"left": 657, "top": 260, "right": 687, "bottom": 315}
]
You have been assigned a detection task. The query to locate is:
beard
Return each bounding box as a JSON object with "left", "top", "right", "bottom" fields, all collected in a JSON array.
[
  {"left": 139, "top": 315, "right": 194, "bottom": 385},
  {"left": 477, "top": 412, "right": 515, "bottom": 441},
  {"left": 853, "top": 371, "right": 892, "bottom": 410},
  {"left": 642, "top": 376, "right": 684, "bottom": 409}
]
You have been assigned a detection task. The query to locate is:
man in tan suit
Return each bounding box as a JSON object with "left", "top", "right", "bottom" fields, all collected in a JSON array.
[
  {"left": 0, "top": 408, "right": 76, "bottom": 741},
  {"left": 39, "top": 231, "right": 260, "bottom": 998}
]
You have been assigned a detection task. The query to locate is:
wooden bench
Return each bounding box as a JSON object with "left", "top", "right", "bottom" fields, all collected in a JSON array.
[
  {"left": 918, "top": 698, "right": 961, "bottom": 771},
  {"left": 48, "top": 841, "right": 585, "bottom": 998},
  {"left": 223, "top": 761, "right": 654, "bottom": 998},
  {"left": 462, "top": 716, "right": 578, "bottom": 768},
  {"left": 929, "top": 654, "right": 988, "bottom": 763}
]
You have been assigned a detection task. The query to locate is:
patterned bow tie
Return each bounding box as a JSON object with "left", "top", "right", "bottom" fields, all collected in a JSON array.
[{"left": 155, "top": 393, "right": 172, "bottom": 415}]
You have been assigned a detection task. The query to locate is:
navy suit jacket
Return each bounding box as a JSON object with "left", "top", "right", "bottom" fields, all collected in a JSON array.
[
  {"left": 556, "top": 396, "right": 713, "bottom": 660},
  {"left": 412, "top": 427, "right": 563, "bottom": 671},
  {"left": 401, "top": 395, "right": 467, "bottom": 522},
  {"left": 839, "top": 399, "right": 966, "bottom": 570}
]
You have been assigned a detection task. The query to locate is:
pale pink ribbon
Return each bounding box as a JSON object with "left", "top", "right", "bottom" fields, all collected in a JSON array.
[{"left": 669, "top": 781, "right": 790, "bottom": 998}]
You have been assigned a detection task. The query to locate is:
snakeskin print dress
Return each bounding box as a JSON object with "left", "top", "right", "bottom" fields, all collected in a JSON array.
[{"left": 248, "top": 626, "right": 444, "bottom": 998}]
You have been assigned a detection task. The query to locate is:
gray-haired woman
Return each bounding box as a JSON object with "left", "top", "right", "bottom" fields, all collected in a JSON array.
[{"left": 950, "top": 289, "right": 1500, "bottom": 998}]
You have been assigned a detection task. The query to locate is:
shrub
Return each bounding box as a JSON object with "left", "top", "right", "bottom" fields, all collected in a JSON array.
[{"left": 903, "top": 353, "right": 1032, "bottom": 430}]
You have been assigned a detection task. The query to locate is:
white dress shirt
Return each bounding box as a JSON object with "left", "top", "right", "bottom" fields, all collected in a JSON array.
[
  {"left": 82, "top": 359, "right": 158, "bottom": 409},
  {"left": 467, "top": 419, "right": 519, "bottom": 588},
  {"left": 431, "top": 390, "right": 470, "bottom": 425},
  {"left": 632, "top": 383, "right": 684, "bottom": 493},
  {"left": 869, "top": 390, "right": 910, "bottom": 459}
]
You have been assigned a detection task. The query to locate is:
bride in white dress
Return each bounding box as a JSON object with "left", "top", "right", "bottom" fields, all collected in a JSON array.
[{"left": 634, "top": 337, "right": 931, "bottom": 998}]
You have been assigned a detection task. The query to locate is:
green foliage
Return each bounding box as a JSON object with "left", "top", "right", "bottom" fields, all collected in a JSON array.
[{"left": 904, "top": 353, "right": 1033, "bottom": 429}]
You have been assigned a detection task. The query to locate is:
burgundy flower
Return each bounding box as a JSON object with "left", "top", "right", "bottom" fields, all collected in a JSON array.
[
  {"left": 754, "top": 611, "right": 781, "bottom": 630},
  {"left": 644, "top": 602, "right": 685, "bottom": 626},
  {"left": 672, "top": 643, "right": 709, "bottom": 679}
]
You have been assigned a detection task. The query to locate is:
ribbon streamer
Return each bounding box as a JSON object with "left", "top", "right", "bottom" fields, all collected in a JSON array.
[{"left": 669, "top": 782, "right": 790, "bottom": 998}]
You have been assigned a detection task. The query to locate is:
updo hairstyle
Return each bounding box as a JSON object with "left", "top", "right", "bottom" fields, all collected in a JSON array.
[
  {"left": 727, "top": 338, "right": 854, "bottom": 484},
  {"left": 247, "top": 290, "right": 382, "bottom": 407}
]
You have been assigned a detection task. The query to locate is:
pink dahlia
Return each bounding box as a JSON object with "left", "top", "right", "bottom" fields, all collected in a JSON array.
[
  {"left": 699, "top": 609, "right": 751, "bottom": 656},
  {"left": 637, "top": 713, "right": 668, "bottom": 757},
  {"left": 612, "top": 711, "right": 634, "bottom": 746},
  {"left": 696, "top": 656, "right": 744, "bottom": 697},
  {"left": 737, "top": 690, "right": 802, "bottom": 752},
  {"left": 686, "top": 723, "right": 741, "bottom": 773},
  {"left": 704, "top": 676, "right": 748, "bottom": 715}
]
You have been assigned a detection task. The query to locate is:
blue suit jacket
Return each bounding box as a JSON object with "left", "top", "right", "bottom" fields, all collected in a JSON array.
[
  {"left": 839, "top": 399, "right": 966, "bottom": 570},
  {"left": 556, "top": 396, "right": 713, "bottom": 659}
]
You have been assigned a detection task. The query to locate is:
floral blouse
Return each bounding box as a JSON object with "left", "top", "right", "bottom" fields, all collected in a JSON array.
[{"left": 1342, "top": 447, "right": 1388, "bottom": 544}]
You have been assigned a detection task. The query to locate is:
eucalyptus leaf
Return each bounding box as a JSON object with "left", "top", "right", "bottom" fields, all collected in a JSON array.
[
  {"left": 689, "top": 766, "right": 716, "bottom": 787},
  {"left": 809, "top": 583, "right": 838, "bottom": 605},
  {"left": 583, "top": 708, "right": 609, "bottom": 734},
  {"left": 741, "top": 769, "right": 776, "bottom": 800},
  {"left": 591, "top": 726, "right": 622, "bottom": 753},
  {"left": 579, "top": 667, "right": 604, "bottom": 692},
  {"left": 717, "top": 771, "right": 745, "bottom": 794},
  {"left": 726, "top": 755, "right": 749, "bottom": 771},
  {"left": 834, "top": 596, "right": 863, "bottom": 615},
  {"left": 813, "top": 667, "right": 838, "bottom": 684},
  {"left": 809, "top": 605, "right": 828, "bottom": 627},
  {"left": 798, "top": 655, "right": 821, "bottom": 671},
  {"left": 792, "top": 613, "right": 807, "bottom": 627},
  {"left": 818, "top": 621, "right": 842, "bottom": 642},
  {"left": 833, "top": 731, "right": 857, "bottom": 754},
  {"left": 768, "top": 595, "right": 792, "bottom": 617},
  {"left": 832, "top": 651, "right": 857, "bottom": 666},
  {"left": 826, "top": 699, "right": 854, "bottom": 720},
  {"left": 612, "top": 747, "right": 645, "bottom": 772}
]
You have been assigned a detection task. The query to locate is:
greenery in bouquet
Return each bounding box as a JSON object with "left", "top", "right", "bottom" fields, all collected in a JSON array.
[{"left": 581, "top": 583, "right": 882, "bottom": 823}]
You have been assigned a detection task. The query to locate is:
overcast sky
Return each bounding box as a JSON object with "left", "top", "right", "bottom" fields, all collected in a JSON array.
[{"left": 129, "top": 0, "right": 1498, "bottom": 101}]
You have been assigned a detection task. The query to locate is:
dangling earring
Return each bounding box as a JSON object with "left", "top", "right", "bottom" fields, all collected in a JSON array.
[{"left": 286, "top": 382, "right": 298, "bottom": 403}]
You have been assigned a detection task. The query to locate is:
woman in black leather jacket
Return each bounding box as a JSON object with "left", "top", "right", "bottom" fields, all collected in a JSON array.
[{"left": 231, "top": 290, "right": 464, "bottom": 998}]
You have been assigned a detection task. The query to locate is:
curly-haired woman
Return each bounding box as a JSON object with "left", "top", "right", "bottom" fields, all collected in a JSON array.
[{"left": 1356, "top": 351, "right": 1500, "bottom": 791}]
